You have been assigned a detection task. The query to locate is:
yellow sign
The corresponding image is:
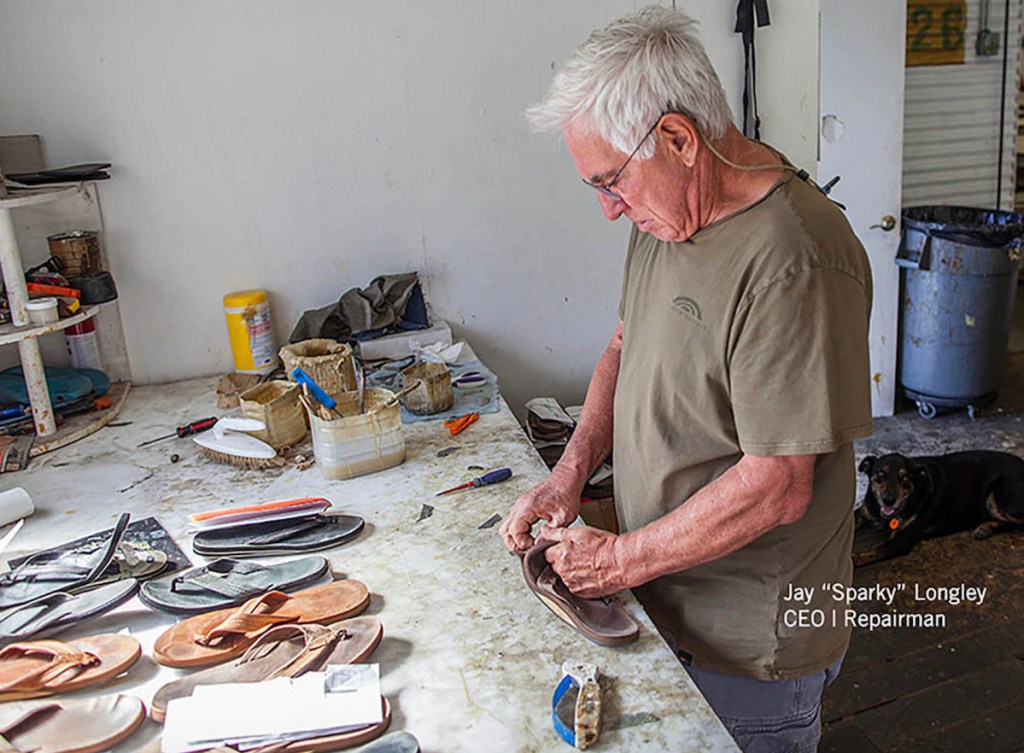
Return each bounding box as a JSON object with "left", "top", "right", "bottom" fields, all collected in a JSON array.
[{"left": 907, "top": 0, "right": 966, "bottom": 66}]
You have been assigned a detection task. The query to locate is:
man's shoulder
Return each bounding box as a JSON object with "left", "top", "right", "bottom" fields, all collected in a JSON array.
[{"left": 745, "top": 177, "right": 871, "bottom": 288}]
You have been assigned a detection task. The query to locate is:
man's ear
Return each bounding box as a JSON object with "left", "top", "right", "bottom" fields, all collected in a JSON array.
[
  {"left": 657, "top": 113, "right": 700, "bottom": 167},
  {"left": 858, "top": 456, "right": 876, "bottom": 475}
]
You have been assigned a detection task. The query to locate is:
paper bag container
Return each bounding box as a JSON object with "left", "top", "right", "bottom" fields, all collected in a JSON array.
[
  {"left": 239, "top": 380, "right": 307, "bottom": 449},
  {"left": 400, "top": 361, "right": 453, "bottom": 415},
  {"left": 280, "top": 339, "right": 357, "bottom": 394},
  {"left": 307, "top": 388, "right": 404, "bottom": 479}
]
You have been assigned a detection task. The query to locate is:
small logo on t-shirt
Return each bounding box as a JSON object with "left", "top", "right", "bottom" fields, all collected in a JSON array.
[{"left": 671, "top": 295, "right": 703, "bottom": 321}]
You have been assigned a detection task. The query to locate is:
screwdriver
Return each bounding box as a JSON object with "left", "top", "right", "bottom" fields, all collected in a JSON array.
[
  {"left": 138, "top": 417, "right": 218, "bottom": 447},
  {"left": 435, "top": 467, "right": 513, "bottom": 496}
]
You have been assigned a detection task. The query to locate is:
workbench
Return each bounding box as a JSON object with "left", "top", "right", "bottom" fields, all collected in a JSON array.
[{"left": 6, "top": 372, "right": 739, "bottom": 752}]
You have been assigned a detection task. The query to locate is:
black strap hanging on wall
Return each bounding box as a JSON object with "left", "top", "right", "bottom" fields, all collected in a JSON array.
[{"left": 734, "top": 0, "right": 771, "bottom": 140}]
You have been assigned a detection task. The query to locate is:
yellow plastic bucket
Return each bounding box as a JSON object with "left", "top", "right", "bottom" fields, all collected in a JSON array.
[{"left": 223, "top": 289, "right": 277, "bottom": 375}]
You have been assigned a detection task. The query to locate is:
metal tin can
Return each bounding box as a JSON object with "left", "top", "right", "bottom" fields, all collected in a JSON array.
[{"left": 47, "top": 231, "right": 103, "bottom": 277}]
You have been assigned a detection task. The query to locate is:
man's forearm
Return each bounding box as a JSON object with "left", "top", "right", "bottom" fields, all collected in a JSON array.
[
  {"left": 550, "top": 322, "right": 622, "bottom": 493},
  {"left": 616, "top": 454, "right": 816, "bottom": 587}
]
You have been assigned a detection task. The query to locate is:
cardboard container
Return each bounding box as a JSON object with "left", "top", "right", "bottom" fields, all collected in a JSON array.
[
  {"left": 400, "top": 361, "right": 453, "bottom": 415},
  {"left": 307, "top": 388, "right": 404, "bottom": 479}
]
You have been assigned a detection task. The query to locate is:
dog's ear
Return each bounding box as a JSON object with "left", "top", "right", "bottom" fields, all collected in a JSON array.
[
  {"left": 912, "top": 463, "right": 934, "bottom": 497},
  {"left": 858, "top": 456, "right": 876, "bottom": 475}
]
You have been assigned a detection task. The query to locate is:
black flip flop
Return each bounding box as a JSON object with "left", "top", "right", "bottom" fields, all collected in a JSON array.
[
  {"left": 192, "top": 514, "right": 365, "bottom": 558},
  {"left": 138, "top": 556, "right": 331, "bottom": 615},
  {"left": 0, "top": 513, "right": 131, "bottom": 610},
  {"left": 0, "top": 579, "right": 139, "bottom": 645}
]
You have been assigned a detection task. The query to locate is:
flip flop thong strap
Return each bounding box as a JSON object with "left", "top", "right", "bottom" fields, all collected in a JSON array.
[
  {"left": 244, "top": 516, "right": 328, "bottom": 546},
  {"left": 0, "top": 592, "right": 76, "bottom": 639},
  {"left": 0, "top": 703, "right": 62, "bottom": 749},
  {"left": 235, "top": 623, "right": 346, "bottom": 678},
  {"left": 0, "top": 641, "right": 100, "bottom": 692},
  {"left": 195, "top": 591, "right": 298, "bottom": 646},
  {"left": 170, "top": 561, "right": 270, "bottom": 599}
]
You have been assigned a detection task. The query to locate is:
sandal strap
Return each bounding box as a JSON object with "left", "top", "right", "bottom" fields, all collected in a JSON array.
[
  {"left": 244, "top": 517, "right": 327, "bottom": 546},
  {"left": 0, "top": 641, "right": 99, "bottom": 692},
  {"left": 237, "top": 623, "right": 347, "bottom": 679},
  {"left": 0, "top": 703, "right": 62, "bottom": 748},
  {"left": 195, "top": 591, "right": 297, "bottom": 646},
  {"left": 170, "top": 561, "right": 270, "bottom": 599},
  {"left": 0, "top": 592, "right": 76, "bottom": 640}
]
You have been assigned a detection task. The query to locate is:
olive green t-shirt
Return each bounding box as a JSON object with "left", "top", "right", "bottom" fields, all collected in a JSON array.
[{"left": 615, "top": 171, "right": 873, "bottom": 681}]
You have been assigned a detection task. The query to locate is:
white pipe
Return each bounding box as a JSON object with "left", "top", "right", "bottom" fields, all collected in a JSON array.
[
  {"left": 0, "top": 207, "right": 29, "bottom": 326},
  {"left": 17, "top": 337, "right": 56, "bottom": 437}
]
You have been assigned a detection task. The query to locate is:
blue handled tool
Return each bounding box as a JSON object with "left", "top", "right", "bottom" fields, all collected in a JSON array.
[
  {"left": 292, "top": 367, "right": 346, "bottom": 419},
  {"left": 435, "top": 467, "right": 513, "bottom": 496},
  {"left": 553, "top": 661, "right": 601, "bottom": 750}
]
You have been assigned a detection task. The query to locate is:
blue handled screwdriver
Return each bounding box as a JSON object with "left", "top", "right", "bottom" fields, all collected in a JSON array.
[{"left": 436, "top": 467, "right": 513, "bottom": 496}]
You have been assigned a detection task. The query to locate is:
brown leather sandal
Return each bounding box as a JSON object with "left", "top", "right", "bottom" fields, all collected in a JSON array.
[
  {"left": 150, "top": 617, "right": 383, "bottom": 723},
  {"left": 0, "top": 634, "right": 141, "bottom": 702},
  {"left": 0, "top": 694, "right": 145, "bottom": 753},
  {"left": 522, "top": 541, "right": 639, "bottom": 647},
  {"left": 152, "top": 580, "right": 370, "bottom": 669}
]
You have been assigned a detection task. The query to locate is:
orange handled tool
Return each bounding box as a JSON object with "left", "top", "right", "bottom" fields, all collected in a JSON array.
[{"left": 445, "top": 412, "right": 479, "bottom": 436}]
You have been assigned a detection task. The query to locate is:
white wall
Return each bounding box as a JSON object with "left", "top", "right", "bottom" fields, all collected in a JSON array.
[{"left": 0, "top": 1, "right": 819, "bottom": 414}]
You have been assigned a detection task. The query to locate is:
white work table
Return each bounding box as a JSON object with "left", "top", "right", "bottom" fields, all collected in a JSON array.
[{"left": 5, "top": 373, "right": 739, "bottom": 753}]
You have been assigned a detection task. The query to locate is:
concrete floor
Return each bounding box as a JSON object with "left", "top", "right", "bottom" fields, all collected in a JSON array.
[{"left": 821, "top": 285, "right": 1024, "bottom": 753}]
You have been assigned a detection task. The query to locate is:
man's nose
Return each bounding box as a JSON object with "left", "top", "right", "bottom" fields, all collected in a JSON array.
[{"left": 597, "top": 192, "right": 626, "bottom": 220}]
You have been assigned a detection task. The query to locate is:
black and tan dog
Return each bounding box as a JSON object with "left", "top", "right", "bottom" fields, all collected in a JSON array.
[{"left": 855, "top": 451, "right": 1024, "bottom": 565}]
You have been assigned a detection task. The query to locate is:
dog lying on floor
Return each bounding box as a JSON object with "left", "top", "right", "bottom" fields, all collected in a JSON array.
[{"left": 855, "top": 451, "right": 1024, "bottom": 565}]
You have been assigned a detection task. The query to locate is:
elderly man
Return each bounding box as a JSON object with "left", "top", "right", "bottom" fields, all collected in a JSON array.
[{"left": 500, "top": 6, "right": 872, "bottom": 752}]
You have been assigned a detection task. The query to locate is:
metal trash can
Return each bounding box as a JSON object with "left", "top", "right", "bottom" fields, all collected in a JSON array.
[{"left": 897, "top": 206, "right": 1024, "bottom": 419}]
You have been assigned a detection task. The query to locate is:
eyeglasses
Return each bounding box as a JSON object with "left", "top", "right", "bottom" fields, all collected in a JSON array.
[{"left": 581, "top": 116, "right": 663, "bottom": 201}]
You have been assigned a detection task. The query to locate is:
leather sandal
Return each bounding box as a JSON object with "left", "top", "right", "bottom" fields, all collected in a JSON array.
[
  {"left": 0, "top": 514, "right": 130, "bottom": 610},
  {"left": 0, "top": 580, "right": 139, "bottom": 645},
  {"left": 139, "top": 556, "right": 330, "bottom": 615},
  {"left": 522, "top": 541, "right": 639, "bottom": 647},
  {"left": 0, "top": 694, "right": 145, "bottom": 753},
  {"left": 152, "top": 580, "right": 370, "bottom": 669},
  {"left": 150, "top": 617, "right": 383, "bottom": 723},
  {"left": 0, "top": 634, "right": 141, "bottom": 701},
  {"left": 87, "top": 541, "right": 168, "bottom": 589},
  {"left": 192, "top": 514, "right": 365, "bottom": 558}
]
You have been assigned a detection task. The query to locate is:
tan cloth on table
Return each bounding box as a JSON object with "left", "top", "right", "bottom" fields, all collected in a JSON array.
[{"left": 614, "top": 170, "right": 873, "bottom": 681}]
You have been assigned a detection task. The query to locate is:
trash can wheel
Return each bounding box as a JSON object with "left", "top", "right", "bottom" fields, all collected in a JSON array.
[{"left": 916, "top": 401, "right": 938, "bottom": 419}]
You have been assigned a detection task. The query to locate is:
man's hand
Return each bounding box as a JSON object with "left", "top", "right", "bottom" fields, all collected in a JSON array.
[
  {"left": 538, "top": 525, "right": 628, "bottom": 598},
  {"left": 499, "top": 474, "right": 581, "bottom": 553}
]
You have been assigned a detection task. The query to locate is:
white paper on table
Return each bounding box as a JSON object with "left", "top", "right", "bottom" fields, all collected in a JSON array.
[{"left": 161, "top": 665, "right": 382, "bottom": 753}]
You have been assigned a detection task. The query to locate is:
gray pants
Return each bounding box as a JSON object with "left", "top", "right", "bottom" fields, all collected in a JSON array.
[{"left": 683, "top": 656, "right": 844, "bottom": 753}]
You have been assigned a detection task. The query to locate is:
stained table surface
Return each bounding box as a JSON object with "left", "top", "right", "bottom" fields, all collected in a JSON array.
[{"left": 4, "top": 370, "right": 738, "bottom": 753}]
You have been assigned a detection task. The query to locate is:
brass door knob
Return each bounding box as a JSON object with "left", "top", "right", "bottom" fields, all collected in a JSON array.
[{"left": 870, "top": 215, "right": 897, "bottom": 232}]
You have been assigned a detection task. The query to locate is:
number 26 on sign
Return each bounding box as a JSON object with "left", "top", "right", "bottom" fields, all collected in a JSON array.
[{"left": 907, "top": 0, "right": 966, "bottom": 67}]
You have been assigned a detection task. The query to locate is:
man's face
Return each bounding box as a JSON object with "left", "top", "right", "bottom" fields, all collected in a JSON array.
[{"left": 564, "top": 123, "right": 698, "bottom": 242}]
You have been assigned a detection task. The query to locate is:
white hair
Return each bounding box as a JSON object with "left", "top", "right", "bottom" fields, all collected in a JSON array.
[{"left": 526, "top": 5, "right": 733, "bottom": 159}]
